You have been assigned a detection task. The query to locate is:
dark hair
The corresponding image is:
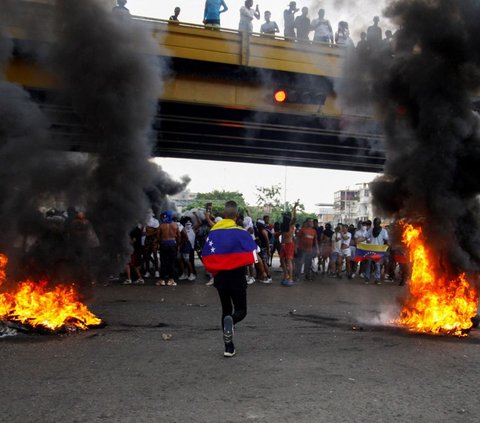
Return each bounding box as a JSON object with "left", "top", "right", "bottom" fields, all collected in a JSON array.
[
  {"left": 224, "top": 201, "right": 238, "bottom": 219},
  {"left": 372, "top": 217, "right": 382, "bottom": 237},
  {"left": 281, "top": 214, "right": 291, "bottom": 232}
]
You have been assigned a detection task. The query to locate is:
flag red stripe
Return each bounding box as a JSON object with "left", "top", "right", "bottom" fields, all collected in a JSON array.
[{"left": 203, "top": 252, "right": 256, "bottom": 273}]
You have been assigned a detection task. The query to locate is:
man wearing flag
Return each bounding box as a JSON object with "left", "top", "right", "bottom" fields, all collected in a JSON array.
[{"left": 202, "top": 201, "right": 258, "bottom": 357}]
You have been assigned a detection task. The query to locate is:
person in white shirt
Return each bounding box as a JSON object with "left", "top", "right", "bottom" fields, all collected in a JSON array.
[
  {"left": 310, "top": 9, "right": 333, "bottom": 43},
  {"left": 329, "top": 225, "right": 342, "bottom": 277},
  {"left": 178, "top": 220, "right": 197, "bottom": 281},
  {"left": 339, "top": 225, "right": 353, "bottom": 278},
  {"left": 364, "top": 217, "right": 389, "bottom": 284},
  {"left": 239, "top": 0, "right": 260, "bottom": 33}
]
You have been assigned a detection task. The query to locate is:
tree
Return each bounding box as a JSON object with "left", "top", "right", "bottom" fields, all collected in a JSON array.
[
  {"left": 255, "top": 184, "right": 282, "bottom": 210},
  {"left": 185, "top": 190, "right": 247, "bottom": 216},
  {"left": 254, "top": 184, "right": 314, "bottom": 224}
]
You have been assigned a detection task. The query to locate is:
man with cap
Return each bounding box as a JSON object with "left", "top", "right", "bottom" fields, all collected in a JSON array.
[
  {"left": 156, "top": 210, "right": 181, "bottom": 286},
  {"left": 284, "top": 1, "right": 299, "bottom": 39}
]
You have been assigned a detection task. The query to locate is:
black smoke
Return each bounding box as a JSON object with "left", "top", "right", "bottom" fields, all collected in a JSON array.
[
  {"left": 0, "top": 0, "right": 188, "bottom": 287},
  {"left": 345, "top": 0, "right": 480, "bottom": 275}
]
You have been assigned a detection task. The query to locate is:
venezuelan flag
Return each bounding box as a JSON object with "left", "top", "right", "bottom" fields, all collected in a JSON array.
[
  {"left": 355, "top": 242, "right": 389, "bottom": 262},
  {"left": 202, "top": 219, "right": 257, "bottom": 274}
]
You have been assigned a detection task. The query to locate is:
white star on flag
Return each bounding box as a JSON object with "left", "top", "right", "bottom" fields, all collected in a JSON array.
[
  {"left": 209, "top": 241, "right": 213, "bottom": 247},
  {"left": 211, "top": 247, "right": 215, "bottom": 253}
]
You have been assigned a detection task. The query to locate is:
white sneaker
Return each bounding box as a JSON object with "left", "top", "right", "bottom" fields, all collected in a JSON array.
[
  {"left": 123, "top": 279, "right": 132, "bottom": 285},
  {"left": 178, "top": 274, "right": 188, "bottom": 280},
  {"left": 144, "top": 272, "right": 151, "bottom": 278},
  {"left": 155, "top": 271, "right": 160, "bottom": 278},
  {"left": 260, "top": 277, "right": 272, "bottom": 284},
  {"left": 187, "top": 274, "right": 196, "bottom": 281},
  {"left": 206, "top": 278, "right": 214, "bottom": 286},
  {"left": 247, "top": 277, "right": 255, "bottom": 285}
]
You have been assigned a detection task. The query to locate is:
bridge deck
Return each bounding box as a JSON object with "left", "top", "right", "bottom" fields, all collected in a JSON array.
[{"left": 2, "top": 1, "right": 384, "bottom": 173}]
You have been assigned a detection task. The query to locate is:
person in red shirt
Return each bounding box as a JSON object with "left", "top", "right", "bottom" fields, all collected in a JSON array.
[{"left": 294, "top": 218, "right": 319, "bottom": 281}]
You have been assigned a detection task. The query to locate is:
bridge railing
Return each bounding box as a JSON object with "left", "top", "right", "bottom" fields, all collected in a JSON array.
[
  {"left": 2, "top": 0, "right": 344, "bottom": 79},
  {"left": 141, "top": 17, "right": 344, "bottom": 78}
]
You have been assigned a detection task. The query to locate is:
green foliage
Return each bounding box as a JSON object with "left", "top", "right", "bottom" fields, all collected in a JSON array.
[
  {"left": 185, "top": 190, "right": 247, "bottom": 216},
  {"left": 254, "top": 184, "right": 316, "bottom": 224}
]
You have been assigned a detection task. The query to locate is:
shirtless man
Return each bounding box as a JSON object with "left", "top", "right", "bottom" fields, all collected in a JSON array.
[
  {"left": 279, "top": 201, "right": 299, "bottom": 287},
  {"left": 156, "top": 210, "right": 181, "bottom": 286}
]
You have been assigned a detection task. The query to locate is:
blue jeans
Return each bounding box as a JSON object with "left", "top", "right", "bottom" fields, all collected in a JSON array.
[{"left": 365, "top": 258, "right": 383, "bottom": 281}]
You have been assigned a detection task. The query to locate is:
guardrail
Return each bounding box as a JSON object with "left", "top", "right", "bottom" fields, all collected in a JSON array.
[{"left": 2, "top": 1, "right": 344, "bottom": 78}]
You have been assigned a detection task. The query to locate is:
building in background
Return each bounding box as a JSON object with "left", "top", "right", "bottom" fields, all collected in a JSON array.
[
  {"left": 330, "top": 182, "right": 374, "bottom": 224},
  {"left": 169, "top": 190, "right": 197, "bottom": 212},
  {"left": 355, "top": 182, "right": 372, "bottom": 222},
  {"left": 333, "top": 188, "right": 359, "bottom": 224},
  {"left": 316, "top": 203, "right": 335, "bottom": 225}
]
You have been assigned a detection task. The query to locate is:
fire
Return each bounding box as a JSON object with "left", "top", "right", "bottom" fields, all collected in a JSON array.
[
  {"left": 0, "top": 254, "right": 102, "bottom": 331},
  {"left": 397, "top": 224, "right": 478, "bottom": 336}
]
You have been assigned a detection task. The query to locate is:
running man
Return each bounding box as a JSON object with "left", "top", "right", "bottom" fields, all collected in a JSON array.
[{"left": 202, "top": 201, "right": 257, "bottom": 357}]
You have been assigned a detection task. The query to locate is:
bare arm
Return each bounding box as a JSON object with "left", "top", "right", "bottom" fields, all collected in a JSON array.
[
  {"left": 291, "top": 200, "right": 299, "bottom": 226},
  {"left": 254, "top": 5, "right": 260, "bottom": 20},
  {"left": 220, "top": 1, "right": 228, "bottom": 14},
  {"left": 205, "top": 213, "right": 215, "bottom": 227}
]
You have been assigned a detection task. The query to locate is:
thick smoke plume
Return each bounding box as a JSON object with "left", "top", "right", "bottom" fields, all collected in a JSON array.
[
  {"left": 0, "top": 0, "right": 188, "bottom": 287},
  {"left": 308, "top": 0, "right": 391, "bottom": 39},
  {"left": 344, "top": 0, "right": 480, "bottom": 276}
]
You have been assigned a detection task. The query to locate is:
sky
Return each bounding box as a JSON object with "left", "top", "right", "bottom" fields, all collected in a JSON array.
[
  {"left": 128, "top": 0, "right": 391, "bottom": 212},
  {"left": 157, "top": 158, "right": 379, "bottom": 212}
]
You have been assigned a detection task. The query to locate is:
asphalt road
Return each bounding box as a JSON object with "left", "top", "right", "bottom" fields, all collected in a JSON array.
[{"left": 2, "top": 268, "right": 480, "bottom": 423}]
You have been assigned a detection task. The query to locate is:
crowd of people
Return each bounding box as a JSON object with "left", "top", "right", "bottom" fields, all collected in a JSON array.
[
  {"left": 113, "top": 0, "right": 394, "bottom": 51},
  {"left": 124, "top": 202, "right": 407, "bottom": 288}
]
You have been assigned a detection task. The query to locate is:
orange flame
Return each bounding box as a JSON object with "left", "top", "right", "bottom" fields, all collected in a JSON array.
[
  {"left": 0, "top": 254, "right": 102, "bottom": 331},
  {"left": 397, "top": 224, "right": 478, "bottom": 336}
]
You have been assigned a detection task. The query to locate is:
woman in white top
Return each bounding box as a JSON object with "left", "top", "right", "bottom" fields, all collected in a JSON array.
[{"left": 239, "top": 0, "right": 260, "bottom": 33}]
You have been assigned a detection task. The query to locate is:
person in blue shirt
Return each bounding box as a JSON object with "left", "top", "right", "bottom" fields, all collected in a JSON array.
[{"left": 204, "top": 0, "right": 228, "bottom": 28}]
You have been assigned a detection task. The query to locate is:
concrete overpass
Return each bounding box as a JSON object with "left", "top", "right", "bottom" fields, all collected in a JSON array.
[{"left": 2, "top": 0, "right": 385, "bottom": 172}]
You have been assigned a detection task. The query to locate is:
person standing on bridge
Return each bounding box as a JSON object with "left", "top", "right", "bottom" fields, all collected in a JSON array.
[
  {"left": 169, "top": 7, "right": 181, "bottom": 21},
  {"left": 239, "top": 0, "right": 260, "bottom": 33},
  {"left": 294, "top": 6, "right": 311, "bottom": 41},
  {"left": 284, "top": 1, "right": 299, "bottom": 39},
  {"left": 203, "top": 0, "right": 229, "bottom": 29},
  {"left": 311, "top": 9, "right": 334, "bottom": 44},
  {"left": 201, "top": 201, "right": 258, "bottom": 358},
  {"left": 260, "top": 11, "right": 280, "bottom": 35},
  {"left": 112, "top": 0, "right": 130, "bottom": 15}
]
